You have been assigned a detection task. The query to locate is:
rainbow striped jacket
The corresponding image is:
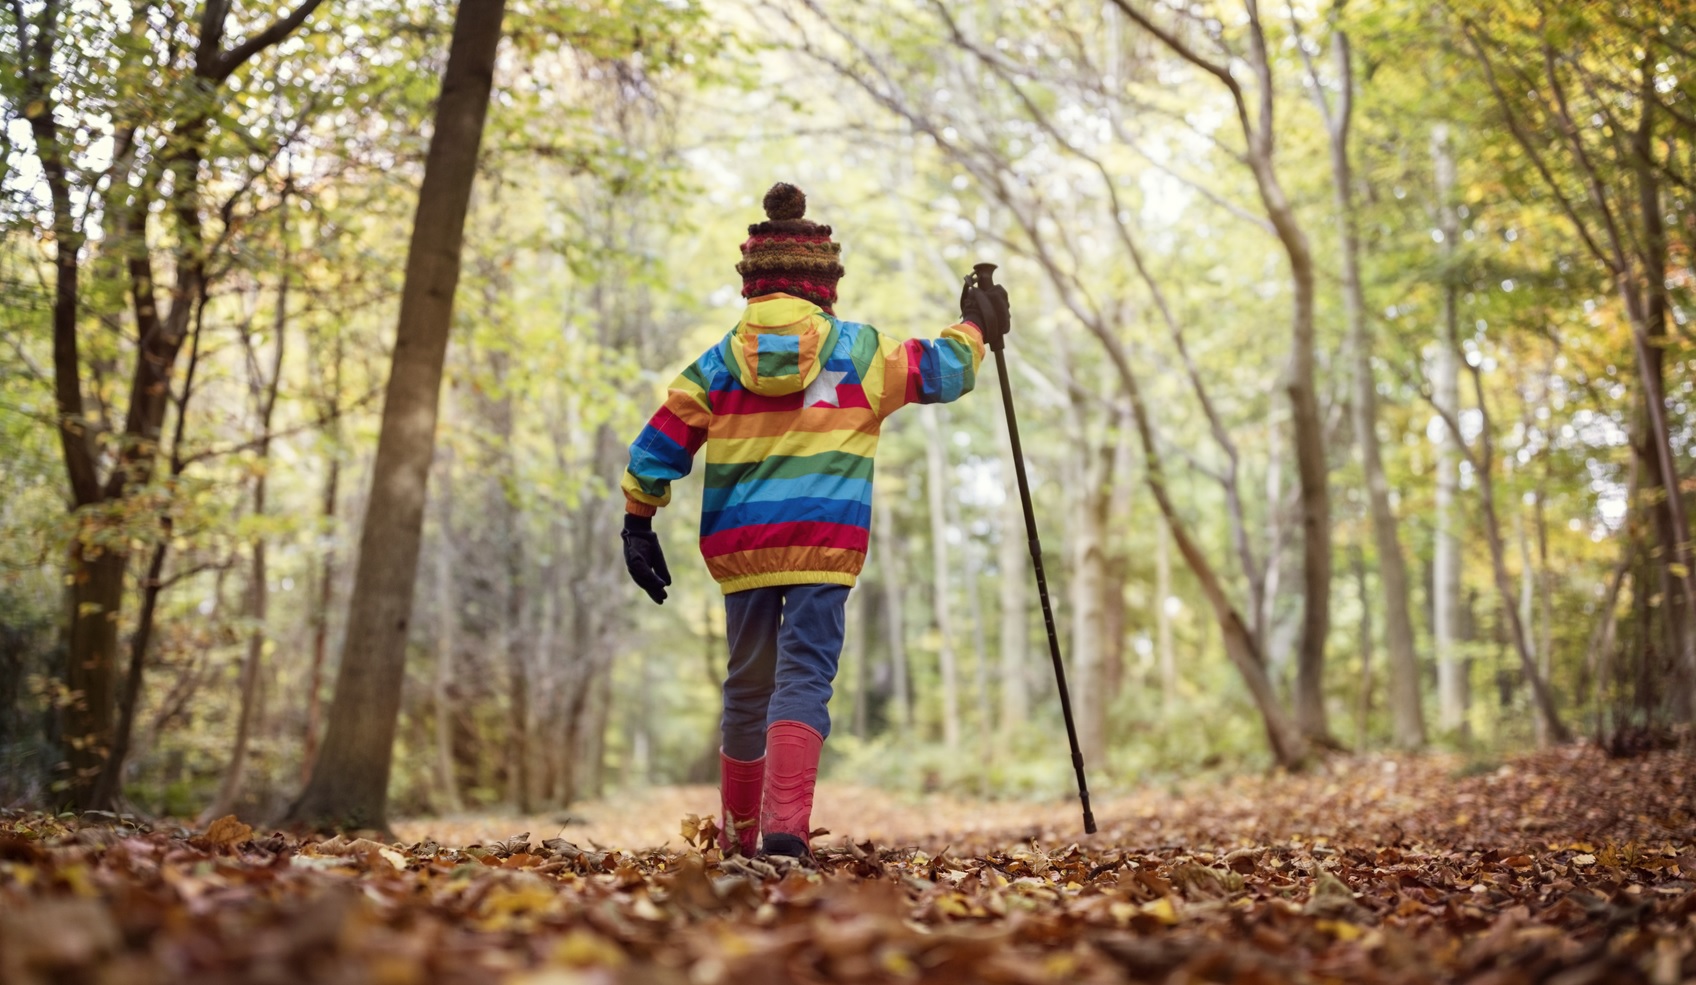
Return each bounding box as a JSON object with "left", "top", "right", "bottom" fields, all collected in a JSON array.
[{"left": 622, "top": 294, "right": 985, "bottom": 593}]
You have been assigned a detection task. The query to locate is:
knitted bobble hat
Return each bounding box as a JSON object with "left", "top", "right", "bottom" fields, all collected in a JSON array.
[{"left": 736, "top": 182, "right": 844, "bottom": 310}]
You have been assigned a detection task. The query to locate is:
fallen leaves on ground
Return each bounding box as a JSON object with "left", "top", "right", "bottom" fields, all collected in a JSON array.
[{"left": 2, "top": 744, "right": 1693, "bottom": 984}]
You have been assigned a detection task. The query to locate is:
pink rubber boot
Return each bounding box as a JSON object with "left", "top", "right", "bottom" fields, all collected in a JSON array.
[
  {"left": 760, "top": 720, "right": 823, "bottom": 860},
  {"left": 718, "top": 751, "right": 764, "bottom": 856}
]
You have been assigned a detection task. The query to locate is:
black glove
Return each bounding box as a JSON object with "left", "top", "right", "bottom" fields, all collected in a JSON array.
[
  {"left": 622, "top": 513, "right": 671, "bottom": 604},
  {"left": 960, "top": 274, "right": 1010, "bottom": 349}
]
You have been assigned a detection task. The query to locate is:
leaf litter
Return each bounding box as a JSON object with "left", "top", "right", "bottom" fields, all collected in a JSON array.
[{"left": 1, "top": 744, "right": 1692, "bottom": 984}]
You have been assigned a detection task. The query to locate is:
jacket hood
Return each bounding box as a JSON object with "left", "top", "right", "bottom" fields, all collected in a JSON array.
[{"left": 723, "top": 295, "right": 841, "bottom": 397}]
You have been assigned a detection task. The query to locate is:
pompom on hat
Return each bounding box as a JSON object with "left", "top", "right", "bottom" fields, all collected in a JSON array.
[{"left": 736, "top": 182, "right": 844, "bottom": 310}]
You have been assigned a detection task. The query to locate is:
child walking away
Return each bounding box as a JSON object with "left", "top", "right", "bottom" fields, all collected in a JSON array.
[{"left": 620, "top": 182, "right": 1010, "bottom": 861}]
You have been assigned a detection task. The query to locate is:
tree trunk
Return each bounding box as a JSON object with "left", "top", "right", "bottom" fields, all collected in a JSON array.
[
  {"left": 1351, "top": 543, "right": 1374, "bottom": 752},
  {"left": 88, "top": 289, "right": 213, "bottom": 810},
  {"left": 205, "top": 199, "right": 290, "bottom": 823},
  {"left": 965, "top": 537, "right": 992, "bottom": 753},
  {"left": 63, "top": 540, "right": 125, "bottom": 801},
  {"left": 1460, "top": 366, "right": 1572, "bottom": 745},
  {"left": 203, "top": 517, "right": 267, "bottom": 822},
  {"left": 1627, "top": 59, "right": 1696, "bottom": 719},
  {"left": 302, "top": 326, "right": 344, "bottom": 783},
  {"left": 282, "top": 0, "right": 506, "bottom": 834},
  {"left": 1067, "top": 462, "right": 1109, "bottom": 767},
  {"left": 876, "top": 492, "right": 911, "bottom": 731},
  {"left": 1516, "top": 504, "right": 1545, "bottom": 746},
  {"left": 1157, "top": 522, "right": 1176, "bottom": 708},
  {"left": 1069, "top": 497, "right": 1107, "bottom": 766},
  {"left": 1432, "top": 122, "right": 1469, "bottom": 737},
  {"left": 504, "top": 536, "right": 532, "bottom": 811},
  {"left": 851, "top": 585, "right": 870, "bottom": 737},
  {"left": 997, "top": 412, "right": 1029, "bottom": 730},
  {"left": 1078, "top": 304, "right": 1310, "bottom": 768},
  {"left": 921, "top": 406, "right": 961, "bottom": 748},
  {"left": 303, "top": 449, "right": 339, "bottom": 782},
  {"left": 1235, "top": 15, "right": 1331, "bottom": 748},
  {"left": 1323, "top": 31, "right": 1425, "bottom": 750},
  {"left": 432, "top": 426, "right": 462, "bottom": 813},
  {"left": 1283, "top": 239, "right": 1331, "bottom": 747}
]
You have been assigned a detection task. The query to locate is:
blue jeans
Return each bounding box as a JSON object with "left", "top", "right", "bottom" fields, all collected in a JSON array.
[{"left": 721, "top": 583, "right": 850, "bottom": 761}]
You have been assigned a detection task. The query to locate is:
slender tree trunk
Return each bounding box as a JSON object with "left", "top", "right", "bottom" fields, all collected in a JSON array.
[
  {"left": 1432, "top": 122, "right": 1469, "bottom": 737},
  {"left": 504, "top": 542, "right": 532, "bottom": 811},
  {"left": 1009, "top": 217, "right": 1308, "bottom": 766},
  {"left": 876, "top": 492, "right": 911, "bottom": 731},
  {"left": 1229, "top": 16, "right": 1331, "bottom": 747},
  {"left": 1067, "top": 461, "right": 1109, "bottom": 767},
  {"left": 1322, "top": 31, "right": 1425, "bottom": 749},
  {"left": 302, "top": 325, "right": 345, "bottom": 782},
  {"left": 997, "top": 413, "right": 1029, "bottom": 730},
  {"left": 89, "top": 292, "right": 212, "bottom": 809},
  {"left": 1517, "top": 505, "right": 1545, "bottom": 745},
  {"left": 966, "top": 537, "right": 992, "bottom": 750},
  {"left": 1261, "top": 416, "right": 1283, "bottom": 653},
  {"left": 921, "top": 406, "right": 961, "bottom": 748},
  {"left": 1534, "top": 480, "right": 1554, "bottom": 689},
  {"left": 1284, "top": 250, "right": 1332, "bottom": 746},
  {"left": 64, "top": 543, "right": 125, "bottom": 801},
  {"left": 1157, "top": 522, "right": 1176, "bottom": 708},
  {"left": 203, "top": 513, "right": 267, "bottom": 822},
  {"left": 585, "top": 668, "right": 612, "bottom": 798},
  {"left": 205, "top": 199, "right": 290, "bottom": 823},
  {"left": 851, "top": 585, "right": 869, "bottom": 738},
  {"left": 282, "top": 0, "right": 507, "bottom": 833},
  {"left": 303, "top": 446, "right": 339, "bottom": 781},
  {"left": 432, "top": 427, "right": 462, "bottom": 813},
  {"left": 1458, "top": 366, "right": 1572, "bottom": 744},
  {"left": 1077, "top": 301, "right": 1310, "bottom": 767},
  {"left": 1351, "top": 543, "right": 1374, "bottom": 752}
]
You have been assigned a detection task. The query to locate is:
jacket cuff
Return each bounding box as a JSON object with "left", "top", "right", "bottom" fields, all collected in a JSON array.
[{"left": 625, "top": 498, "right": 658, "bottom": 518}]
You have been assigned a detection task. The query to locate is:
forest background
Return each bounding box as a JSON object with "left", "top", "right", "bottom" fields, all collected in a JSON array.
[{"left": 0, "top": 0, "right": 1692, "bottom": 828}]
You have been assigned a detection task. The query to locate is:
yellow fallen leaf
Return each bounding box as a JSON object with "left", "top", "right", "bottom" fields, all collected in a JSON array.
[
  {"left": 934, "top": 893, "right": 971, "bottom": 918},
  {"left": 1316, "top": 919, "right": 1366, "bottom": 941},
  {"left": 1572, "top": 854, "right": 1597, "bottom": 867},
  {"left": 476, "top": 879, "right": 561, "bottom": 931},
  {"left": 1140, "top": 896, "right": 1179, "bottom": 925},
  {"left": 550, "top": 928, "right": 626, "bottom": 968}
]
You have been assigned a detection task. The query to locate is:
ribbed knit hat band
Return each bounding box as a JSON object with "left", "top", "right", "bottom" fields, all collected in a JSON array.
[{"left": 737, "top": 182, "right": 844, "bottom": 309}]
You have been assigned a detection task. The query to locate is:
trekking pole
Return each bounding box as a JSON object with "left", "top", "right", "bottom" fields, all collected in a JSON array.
[{"left": 970, "top": 262, "right": 1097, "bottom": 835}]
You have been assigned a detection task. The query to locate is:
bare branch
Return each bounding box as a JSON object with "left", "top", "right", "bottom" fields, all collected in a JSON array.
[
  {"left": 178, "top": 385, "right": 381, "bottom": 467},
  {"left": 206, "top": 0, "right": 331, "bottom": 81},
  {"left": 1115, "top": 132, "right": 1275, "bottom": 234},
  {"left": 1460, "top": 20, "right": 1617, "bottom": 273},
  {"left": 1284, "top": 0, "right": 1332, "bottom": 130}
]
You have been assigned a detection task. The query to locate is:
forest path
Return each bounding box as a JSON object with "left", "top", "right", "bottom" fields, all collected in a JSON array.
[
  {"left": 396, "top": 780, "right": 1107, "bottom": 854},
  {"left": 396, "top": 743, "right": 1689, "bottom": 856},
  {"left": 2, "top": 744, "right": 1690, "bottom": 984}
]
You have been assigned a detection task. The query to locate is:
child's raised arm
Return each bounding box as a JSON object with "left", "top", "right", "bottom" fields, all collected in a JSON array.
[{"left": 871, "top": 319, "right": 985, "bottom": 418}]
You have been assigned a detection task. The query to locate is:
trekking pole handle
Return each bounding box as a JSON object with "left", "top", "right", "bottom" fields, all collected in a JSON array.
[{"left": 969, "top": 263, "right": 1007, "bottom": 353}]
